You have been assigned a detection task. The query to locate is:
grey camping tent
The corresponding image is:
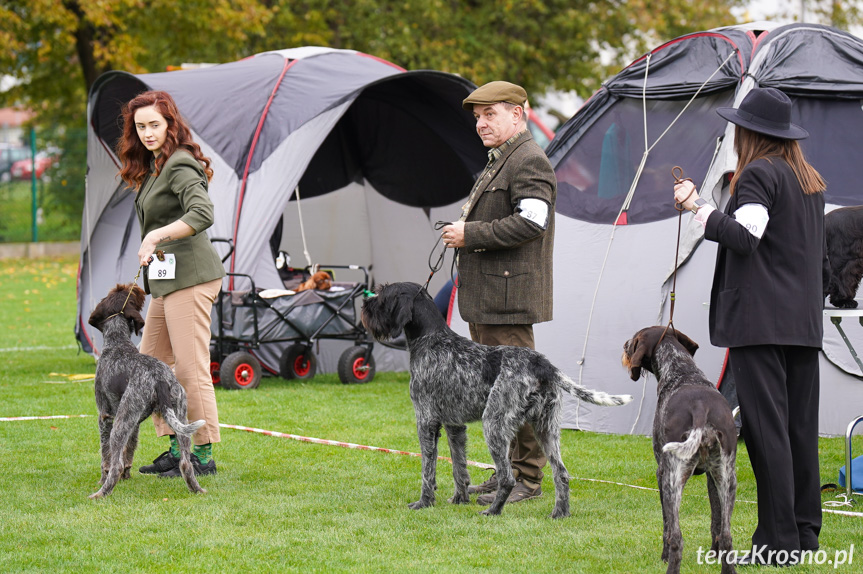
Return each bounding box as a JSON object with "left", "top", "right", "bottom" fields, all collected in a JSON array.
[
  {"left": 76, "top": 47, "right": 486, "bottom": 375},
  {"left": 530, "top": 22, "right": 863, "bottom": 435}
]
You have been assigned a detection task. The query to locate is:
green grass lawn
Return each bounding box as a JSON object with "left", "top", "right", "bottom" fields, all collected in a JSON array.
[{"left": 0, "top": 256, "right": 861, "bottom": 573}]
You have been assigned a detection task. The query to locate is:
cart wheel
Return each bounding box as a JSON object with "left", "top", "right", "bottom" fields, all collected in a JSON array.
[
  {"left": 209, "top": 348, "right": 221, "bottom": 386},
  {"left": 279, "top": 344, "right": 317, "bottom": 380},
  {"left": 220, "top": 351, "right": 262, "bottom": 390},
  {"left": 338, "top": 346, "right": 376, "bottom": 384}
]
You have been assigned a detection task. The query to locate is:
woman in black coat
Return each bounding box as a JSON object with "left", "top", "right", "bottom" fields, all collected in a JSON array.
[{"left": 674, "top": 87, "right": 827, "bottom": 566}]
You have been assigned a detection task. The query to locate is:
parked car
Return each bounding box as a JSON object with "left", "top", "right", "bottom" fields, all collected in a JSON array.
[
  {"left": 526, "top": 108, "right": 555, "bottom": 150},
  {"left": 11, "top": 151, "right": 54, "bottom": 180},
  {"left": 0, "top": 145, "right": 31, "bottom": 182}
]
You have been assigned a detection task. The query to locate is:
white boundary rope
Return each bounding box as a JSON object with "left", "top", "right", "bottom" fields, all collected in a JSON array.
[
  {"left": 221, "top": 423, "right": 863, "bottom": 517},
  {"left": 219, "top": 423, "right": 495, "bottom": 470},
  {"left": 0, "top": 414, "right": 92, "bottom": 422},
  {"left": 0, "top": 344, "right": 78, "bottom": 353},
  {"left": 5, "top": 415, "right": 860, "bottom": 517}
]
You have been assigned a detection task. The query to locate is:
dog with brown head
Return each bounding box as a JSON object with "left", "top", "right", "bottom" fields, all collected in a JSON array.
[
  {"left": 88, "top": 283, "right": 147, "bottom": 336},
  {"left": 622, "top": 326, "right": 737, "bottom": 574},
  {"left": 622, "top": 326, "right": 699, "bottom": 381}
]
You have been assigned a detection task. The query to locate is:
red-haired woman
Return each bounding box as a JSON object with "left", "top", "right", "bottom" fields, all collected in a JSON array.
[
  {"left": 674, "top": 88, "right": 826, "bottom": 565},
  {"left": 117, "top": 90, "right": 225, "bottom": 478}
]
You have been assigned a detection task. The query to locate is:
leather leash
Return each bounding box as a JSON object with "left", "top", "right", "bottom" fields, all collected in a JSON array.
[
  {"left": 100, "top": 251, "right": 161, "bottom": 322},
  {"left": 658, "top": 166, "right": 695, "bottom": 346}
]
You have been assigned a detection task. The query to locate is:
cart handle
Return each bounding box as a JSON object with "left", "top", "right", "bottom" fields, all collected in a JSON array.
[
  {"left": 224, "top": 272, "right": 256, "bottom": 295},
  {"left": 210, "top": 238, "right": 235, "bottom": 264}
]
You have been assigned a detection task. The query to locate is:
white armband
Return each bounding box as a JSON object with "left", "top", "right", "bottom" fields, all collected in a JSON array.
[
  {"left": 733, "top": 203, "right": 769, "bottom": 239},
  {"left": 516, "top": 198, "right": 549, "bottom": 230}
]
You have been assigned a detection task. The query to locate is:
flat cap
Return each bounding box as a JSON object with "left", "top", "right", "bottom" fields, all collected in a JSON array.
[{"left": 462, "top": 81, "right": 528, "bottom": 111}]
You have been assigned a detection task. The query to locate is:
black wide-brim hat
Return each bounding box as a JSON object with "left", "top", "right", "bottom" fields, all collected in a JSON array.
[{"left": 716, "top": 87, "right": 809, "bottom": 140}]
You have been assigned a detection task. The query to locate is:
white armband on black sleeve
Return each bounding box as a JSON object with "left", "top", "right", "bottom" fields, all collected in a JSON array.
[
  {"left": 733, "top": 203, "right": 769, "bottom": 239},
  {"left": 516, "top": 198, "right": 550, "bottom": 230}
]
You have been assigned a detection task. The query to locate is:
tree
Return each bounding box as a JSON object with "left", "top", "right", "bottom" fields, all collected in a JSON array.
[
  {"left": 0, "top": 0, "right": 269, "bottom": 229},
  {"left": 786, "top": 0, "right": 863, "bottom": 29},
  {"left": 0, "top": 0, "right": 744, "bottom": 233},
  {"left": 250, "top": 0, "right": 746, "bottom": 100}
]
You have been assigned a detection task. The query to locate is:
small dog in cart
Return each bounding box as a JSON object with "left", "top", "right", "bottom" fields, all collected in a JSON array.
[
  {"left": 295, "top": 271, "right": 333, "bottom": 292},
  {"left": 362, "top": 282, "right": 632, "bottom": 518},
  {"left": 87, "top": 283, "right": 206, "bottom": 499},
  {"left": 622, "top": 326, "right": 737, "bottom": 574}
]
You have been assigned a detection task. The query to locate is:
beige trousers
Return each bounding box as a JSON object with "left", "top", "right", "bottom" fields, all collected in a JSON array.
[
  {"left": 140, "top": 278, "right": 222, "bottom": 445},
  {"left": 468, "top": 323, "right": 547, "bottom": 485}
]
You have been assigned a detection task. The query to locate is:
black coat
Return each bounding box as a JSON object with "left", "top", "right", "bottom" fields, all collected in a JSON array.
[{"left": 704, "top": 157, "right": 826, "bottom": 348}]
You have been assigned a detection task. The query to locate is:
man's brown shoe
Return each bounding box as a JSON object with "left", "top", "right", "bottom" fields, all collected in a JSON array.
[
  {"left": 467, "top": 473, "right": 498, "bottom": 495},
  {"left": 476, "top": 479, "right": 542, "bottom": 506}
]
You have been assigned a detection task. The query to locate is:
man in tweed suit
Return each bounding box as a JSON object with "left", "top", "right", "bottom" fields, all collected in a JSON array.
[{"left": 441, "top": 81, "right": 557, "bottom": 505}]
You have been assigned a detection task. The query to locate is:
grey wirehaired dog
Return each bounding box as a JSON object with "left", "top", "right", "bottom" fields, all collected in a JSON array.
[
  {"left": 623, "top": 327, "right": 737, "bottom": 574},
  {"left": 362, "top": 282, "right": 632, "bottom": 518},
  {"left": 87, "top": 283, "right": 206, "bottom": 499}
]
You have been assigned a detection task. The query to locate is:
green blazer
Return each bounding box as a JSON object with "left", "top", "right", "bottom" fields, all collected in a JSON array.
[
  {"left": 134, "top": 149, "right": 225, "bottom": 298},
  {"left": 456, "top": 131, "right": 556, "bottom": 325}
]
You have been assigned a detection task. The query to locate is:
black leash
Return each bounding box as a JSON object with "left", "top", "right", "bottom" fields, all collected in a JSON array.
[
  {"left": 419, "top": 221, "right": 458, "bottom": 295},
  {"left": 659, "top": 166, "right": 695, "bottom": 346}
]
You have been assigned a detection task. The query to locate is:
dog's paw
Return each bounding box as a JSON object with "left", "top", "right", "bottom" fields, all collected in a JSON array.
[
  {"left": 88, "top": 490, "right": 106, "bottom": 500},
  {"left": 479, "top": 508, "right": 502, "bottom": 516},
  {"left": 550, "top": 508, "right": 570, "bottom": 519},
  {"left": 408, "top": 500, "right": 433, "bottom": 510},
  {"left": 447, "top": 493, "right": 470, "bottom": 505},
  {"left": 120, "top": 468, "right": 131, "bottom": 480},
  {"left": 830, "top": 296, "right": 858, "bottom": 308}
]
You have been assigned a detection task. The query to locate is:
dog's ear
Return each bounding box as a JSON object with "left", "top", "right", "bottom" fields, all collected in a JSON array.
[
  {"left": 673, "top": 330, "right": 699, "bottom": 357},
  {"left": 625, "top": 336, "right": 647, "bottom": 381},
  {"left": 124, "top": 306, "right": 146, "bottom": 336},
  {"left": 383, "top": 286, "right": 414, "bottom": 338}
]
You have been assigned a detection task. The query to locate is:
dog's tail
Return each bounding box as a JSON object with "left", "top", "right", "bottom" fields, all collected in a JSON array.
[
  {"left": 163, "top": 408, "right": 206, "bottom": 437},
  {"left": 155, "top": 376, "right": 206, "bottom": 437},
  {"left": 555, "top": 373, "right": 633, "bottom": 406},
  {"left": 663, "top": 428, "right": 706, "bottom": 460}
]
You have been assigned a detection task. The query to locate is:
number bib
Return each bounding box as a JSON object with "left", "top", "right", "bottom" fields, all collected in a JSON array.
[{"left": 149, "top": 253, "right": 176, "bottom": 280}]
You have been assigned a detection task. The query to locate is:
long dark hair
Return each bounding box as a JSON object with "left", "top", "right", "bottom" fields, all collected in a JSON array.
[
  {"left": 731, "top": 125, "right": 825, "bottom": 196},
  {"left": 117, "top": 90, "right": 213, "bottom": 191}
]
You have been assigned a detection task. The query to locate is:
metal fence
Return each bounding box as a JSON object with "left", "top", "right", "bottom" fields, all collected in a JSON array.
[
  {"left": 0, "top": 174, "right": 82, "bottom": 243},
  {"left": 0, "top": 129, "right": 85, "bottom": 244}
]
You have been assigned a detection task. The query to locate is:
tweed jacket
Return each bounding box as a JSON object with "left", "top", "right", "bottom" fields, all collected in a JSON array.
[
  {"left": 456, "top": 131, "right": 556, "bottom": 325},
  {"left": 704, "top": 157, "right": 826, "bottom": 348},
  {"left": 134, "top": 150, "right": 225, "bottom": 299}
]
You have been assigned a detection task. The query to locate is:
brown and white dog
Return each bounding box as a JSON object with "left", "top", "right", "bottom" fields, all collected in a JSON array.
[
  {"left": 295, "top": 271, "right": 333, "bottom": 292},
  {"left": 623, "top": 327, "right": 737, "bottom": 574}
]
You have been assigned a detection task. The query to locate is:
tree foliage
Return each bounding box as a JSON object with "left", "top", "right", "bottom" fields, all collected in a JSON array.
[
  {"left": 1, "top": 0, "right": 747, "bottom": 125},
  {"left": 0, "top": 0, "right": 745, "bottom": 227},
  {"left": 770, "top": 0, "right": 863, "bottom": 30}
]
